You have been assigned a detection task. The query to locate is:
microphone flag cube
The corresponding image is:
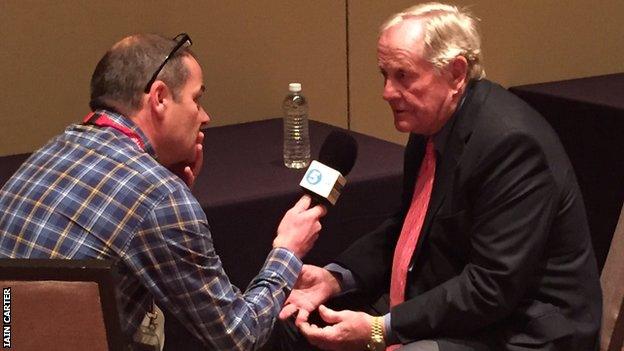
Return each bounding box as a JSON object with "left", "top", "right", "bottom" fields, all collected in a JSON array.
[{"left": 299, "top": 160, "right": 346, "bottom": 205}]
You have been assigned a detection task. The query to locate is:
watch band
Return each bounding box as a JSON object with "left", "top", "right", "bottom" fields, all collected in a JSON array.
[{"left": 366, "top": 316, "right": 386, "bottom": 351}]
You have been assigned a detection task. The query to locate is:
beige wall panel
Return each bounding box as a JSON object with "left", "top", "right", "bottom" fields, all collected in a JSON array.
[
  {"left": 349, "top": 0, "right": 624, "bottom": 146},
  {"left": 2, "top": 0, "right": 622, "bottom": 155},
  {"left": 0, "top": 1, "right": 347, "bottom": 156}
]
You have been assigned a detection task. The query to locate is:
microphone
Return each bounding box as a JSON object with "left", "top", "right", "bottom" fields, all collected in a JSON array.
[{"left": 299, "top": 131, "right": 358, "bottom": 206}]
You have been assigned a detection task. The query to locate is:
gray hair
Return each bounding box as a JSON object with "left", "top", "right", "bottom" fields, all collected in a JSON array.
[
  {"left": 89, "top": 33, "right": 193, "bottom": 113},
  {"left": 381, "top": 2, "right": 485, "bottom": 80}
]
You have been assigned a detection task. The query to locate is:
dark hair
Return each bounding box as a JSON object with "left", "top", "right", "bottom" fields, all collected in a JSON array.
[{"left": 89, "top": 34, "right": 193, "bottom": 113}]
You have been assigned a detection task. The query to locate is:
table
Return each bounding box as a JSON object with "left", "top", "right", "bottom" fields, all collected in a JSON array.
[
  {"left": 509, "top": 73, "right": 624, "bottom": 272},
  {"left": 0, "top": 118, "right": 405, "bottom": 350},
  {"left": 194, "top": 119, "right": 404, "bottom": 286}
]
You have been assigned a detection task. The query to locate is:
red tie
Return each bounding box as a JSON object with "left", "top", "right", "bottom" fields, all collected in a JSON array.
[
  {"left": 389, "top": 138, "right": 436, "bottom": 308},
  {"left": 386, "top": 139, "right": 436, "bottom": 350}
]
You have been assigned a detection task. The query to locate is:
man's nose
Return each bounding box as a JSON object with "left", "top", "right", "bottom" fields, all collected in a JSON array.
[
  {"left": 382, "top": 79, "right": 400, "bottom": 101},
  {"left": 200, "top": 107, "right": 210, "bottom": 125}
]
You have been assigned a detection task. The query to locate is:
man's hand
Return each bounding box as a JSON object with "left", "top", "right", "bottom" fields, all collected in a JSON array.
[
  {"left": 279, "top": 265, "right": 341, "bottom": 325},
  {"left": 169, "top": 131, "right": 205, "bottom": 188},
  {"left": 273, "top": 195, "right": 327, "bottom": 259},
  {"left": 182, "top": 131, "right": 205, "bottom": 188},
  {"left": 299, "top": 305, "right": 373, "bottom": 351}
]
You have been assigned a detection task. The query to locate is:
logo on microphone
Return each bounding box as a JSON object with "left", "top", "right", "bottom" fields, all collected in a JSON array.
[{"left": 305, "top": 169, "right": 322, "bottom": 185}]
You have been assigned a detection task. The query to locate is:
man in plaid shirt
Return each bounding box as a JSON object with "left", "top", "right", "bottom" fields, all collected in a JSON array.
[{"left": 0, "top": 33, "right": 325, "bottom": 350}]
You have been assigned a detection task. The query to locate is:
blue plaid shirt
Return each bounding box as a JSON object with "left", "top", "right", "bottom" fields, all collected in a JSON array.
[{"left": 0, "top": 110, "right": 302, "bottom": 350}]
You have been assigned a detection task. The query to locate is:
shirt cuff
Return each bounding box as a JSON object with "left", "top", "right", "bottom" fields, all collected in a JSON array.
[
  {"left": 324, "top": 263, "right": 359, "bottom": 294},
  {"left": 263, "top": 247, "right": 303, "bottom": 290},
  {"left": 383, "top": 312, "right": 399, "bottom": 345}
]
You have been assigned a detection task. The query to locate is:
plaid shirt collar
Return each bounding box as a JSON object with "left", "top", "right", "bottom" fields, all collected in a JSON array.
[{"left": 92, "top": 109, "right": 157, "bottom": 158}]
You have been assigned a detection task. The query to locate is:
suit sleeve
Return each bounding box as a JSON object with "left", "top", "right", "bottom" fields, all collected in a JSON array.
[
  {"left": 391, "top": 131, "right": 559, "bottom": 342},
  {"left": 334, "top": 134, "right": 426, "bottom": 299},
  {"left": 334, "top": 214, "right": 403, "bottom": 297}
]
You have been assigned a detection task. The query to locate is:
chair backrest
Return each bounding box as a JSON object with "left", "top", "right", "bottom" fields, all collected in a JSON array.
[
  {"left": 601, "top": 204, "right": 624, "bottom": 351},
  {"left": 0, "top": 259, "right": 129, "bottom": 351}
]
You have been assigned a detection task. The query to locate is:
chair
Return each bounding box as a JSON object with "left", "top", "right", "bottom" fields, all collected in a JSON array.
[
  {"left": 601, "top": 204, "right": 624, "bottom": 351},
  {"left": 0, "top": 259, "right": 130, "bottom": 351}
]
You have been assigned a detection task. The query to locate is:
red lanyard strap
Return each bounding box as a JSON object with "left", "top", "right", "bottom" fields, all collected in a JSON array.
[{"left": 83, "top": 112, "right": 145, "bottom": 151}]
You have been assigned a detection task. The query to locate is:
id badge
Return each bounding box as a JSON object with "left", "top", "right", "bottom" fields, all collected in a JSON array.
[
  {"left": 133, "top": 304, "right": 164, "bottom": 351},
  {"left": 133, "top": 323, "right": 161, "bottom": 351}
]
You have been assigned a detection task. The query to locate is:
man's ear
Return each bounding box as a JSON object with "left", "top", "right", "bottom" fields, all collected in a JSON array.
[
  {"left": 448, "top": 55, "right": 468, "bottom": 93},
  {"left": 147, "top": 81, "right": 171, "bottom": 119}
]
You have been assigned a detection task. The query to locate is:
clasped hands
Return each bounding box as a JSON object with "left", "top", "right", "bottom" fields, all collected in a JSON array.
[{"left": 279, "top": 265, "right": 376, "bottom": 351}]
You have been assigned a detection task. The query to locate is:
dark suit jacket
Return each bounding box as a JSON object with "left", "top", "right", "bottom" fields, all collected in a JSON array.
[{"left": 335, "top": 79, "right": 602, "bottom": 350}]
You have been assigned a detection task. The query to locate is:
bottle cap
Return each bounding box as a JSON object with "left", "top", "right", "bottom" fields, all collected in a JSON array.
[{"left": 288, "top": 83, "right": 302, "bottom": 92}]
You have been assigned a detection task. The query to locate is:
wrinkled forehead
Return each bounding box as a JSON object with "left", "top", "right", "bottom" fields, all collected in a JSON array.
[
  {"left": 377, "top": 46, "right": 419, "bottom": 72},
  {"left": 377, "top": 19, "right": 425, "bottom": 70}
]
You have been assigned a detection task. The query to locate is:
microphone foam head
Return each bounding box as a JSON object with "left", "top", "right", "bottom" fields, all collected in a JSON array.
[{"left": 318, "top": 131, "right": 358, "bottom": 176}]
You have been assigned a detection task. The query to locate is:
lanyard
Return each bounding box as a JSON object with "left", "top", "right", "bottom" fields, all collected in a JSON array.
[{"left": 83, "top": 112, "right": 145, "bottom": 151}]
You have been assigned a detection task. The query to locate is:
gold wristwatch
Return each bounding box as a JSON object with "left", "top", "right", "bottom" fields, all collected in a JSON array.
[{"left": 366, "top": 316, "right": 386, "bottom": 351}]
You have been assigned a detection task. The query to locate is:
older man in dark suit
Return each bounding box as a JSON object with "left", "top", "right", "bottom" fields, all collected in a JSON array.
[{"left": 278, "top": 3, "right": 602, "bottom": 351}]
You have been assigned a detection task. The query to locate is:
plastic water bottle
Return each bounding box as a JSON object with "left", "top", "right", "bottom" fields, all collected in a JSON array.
[{"left": 282, "top": 82, "right": 311, "bottom": 169}]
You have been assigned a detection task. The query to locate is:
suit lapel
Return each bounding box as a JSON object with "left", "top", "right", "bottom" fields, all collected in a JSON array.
[
  {"left": 409, "top": 80, "right": 488, "bottom": 264},
  {"left": 419, "top": 117, "right": 462, "bottom": 246}
]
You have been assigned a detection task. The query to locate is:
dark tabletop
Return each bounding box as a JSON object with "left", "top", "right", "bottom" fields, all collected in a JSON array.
[
  {"left": 196, "top": 118, "right": 404, "bottom": 209},
  {"left": 509, "top": 73, "right": 624, "bottom": 111}
]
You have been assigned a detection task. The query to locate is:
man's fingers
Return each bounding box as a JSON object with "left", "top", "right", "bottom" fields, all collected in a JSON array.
[
  {"left": 318, "top": 305, "right": 342, "bottom": 324},
  {"left": 308, "top": 204, "right": 327, "bottom": 219},
  {"left": 298, "top": 321, "right": 312, "bottom": 335},
  {"left": 182, "top": 166, "right": 194, "bottom": 187},
  {"left": 196, "top": 131, "right": 205, "bottom": 144},
  {"left": 295, "top": 307, "right": 310, "bottom": 326},
  {"left": 293, "top": 195, "right": 312, "bottom": 212},
  {"left": 299, "top": 322, "right": 323, "bottom": 340},
  {"left": 299, "top": 321, "right": 336, "bottom": 350},
  {"left": 193, "top": 143, "right": 203, "bottom": 171},
  {"left": 279, "top": 304, "right": 298, "bottom": 320}
]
